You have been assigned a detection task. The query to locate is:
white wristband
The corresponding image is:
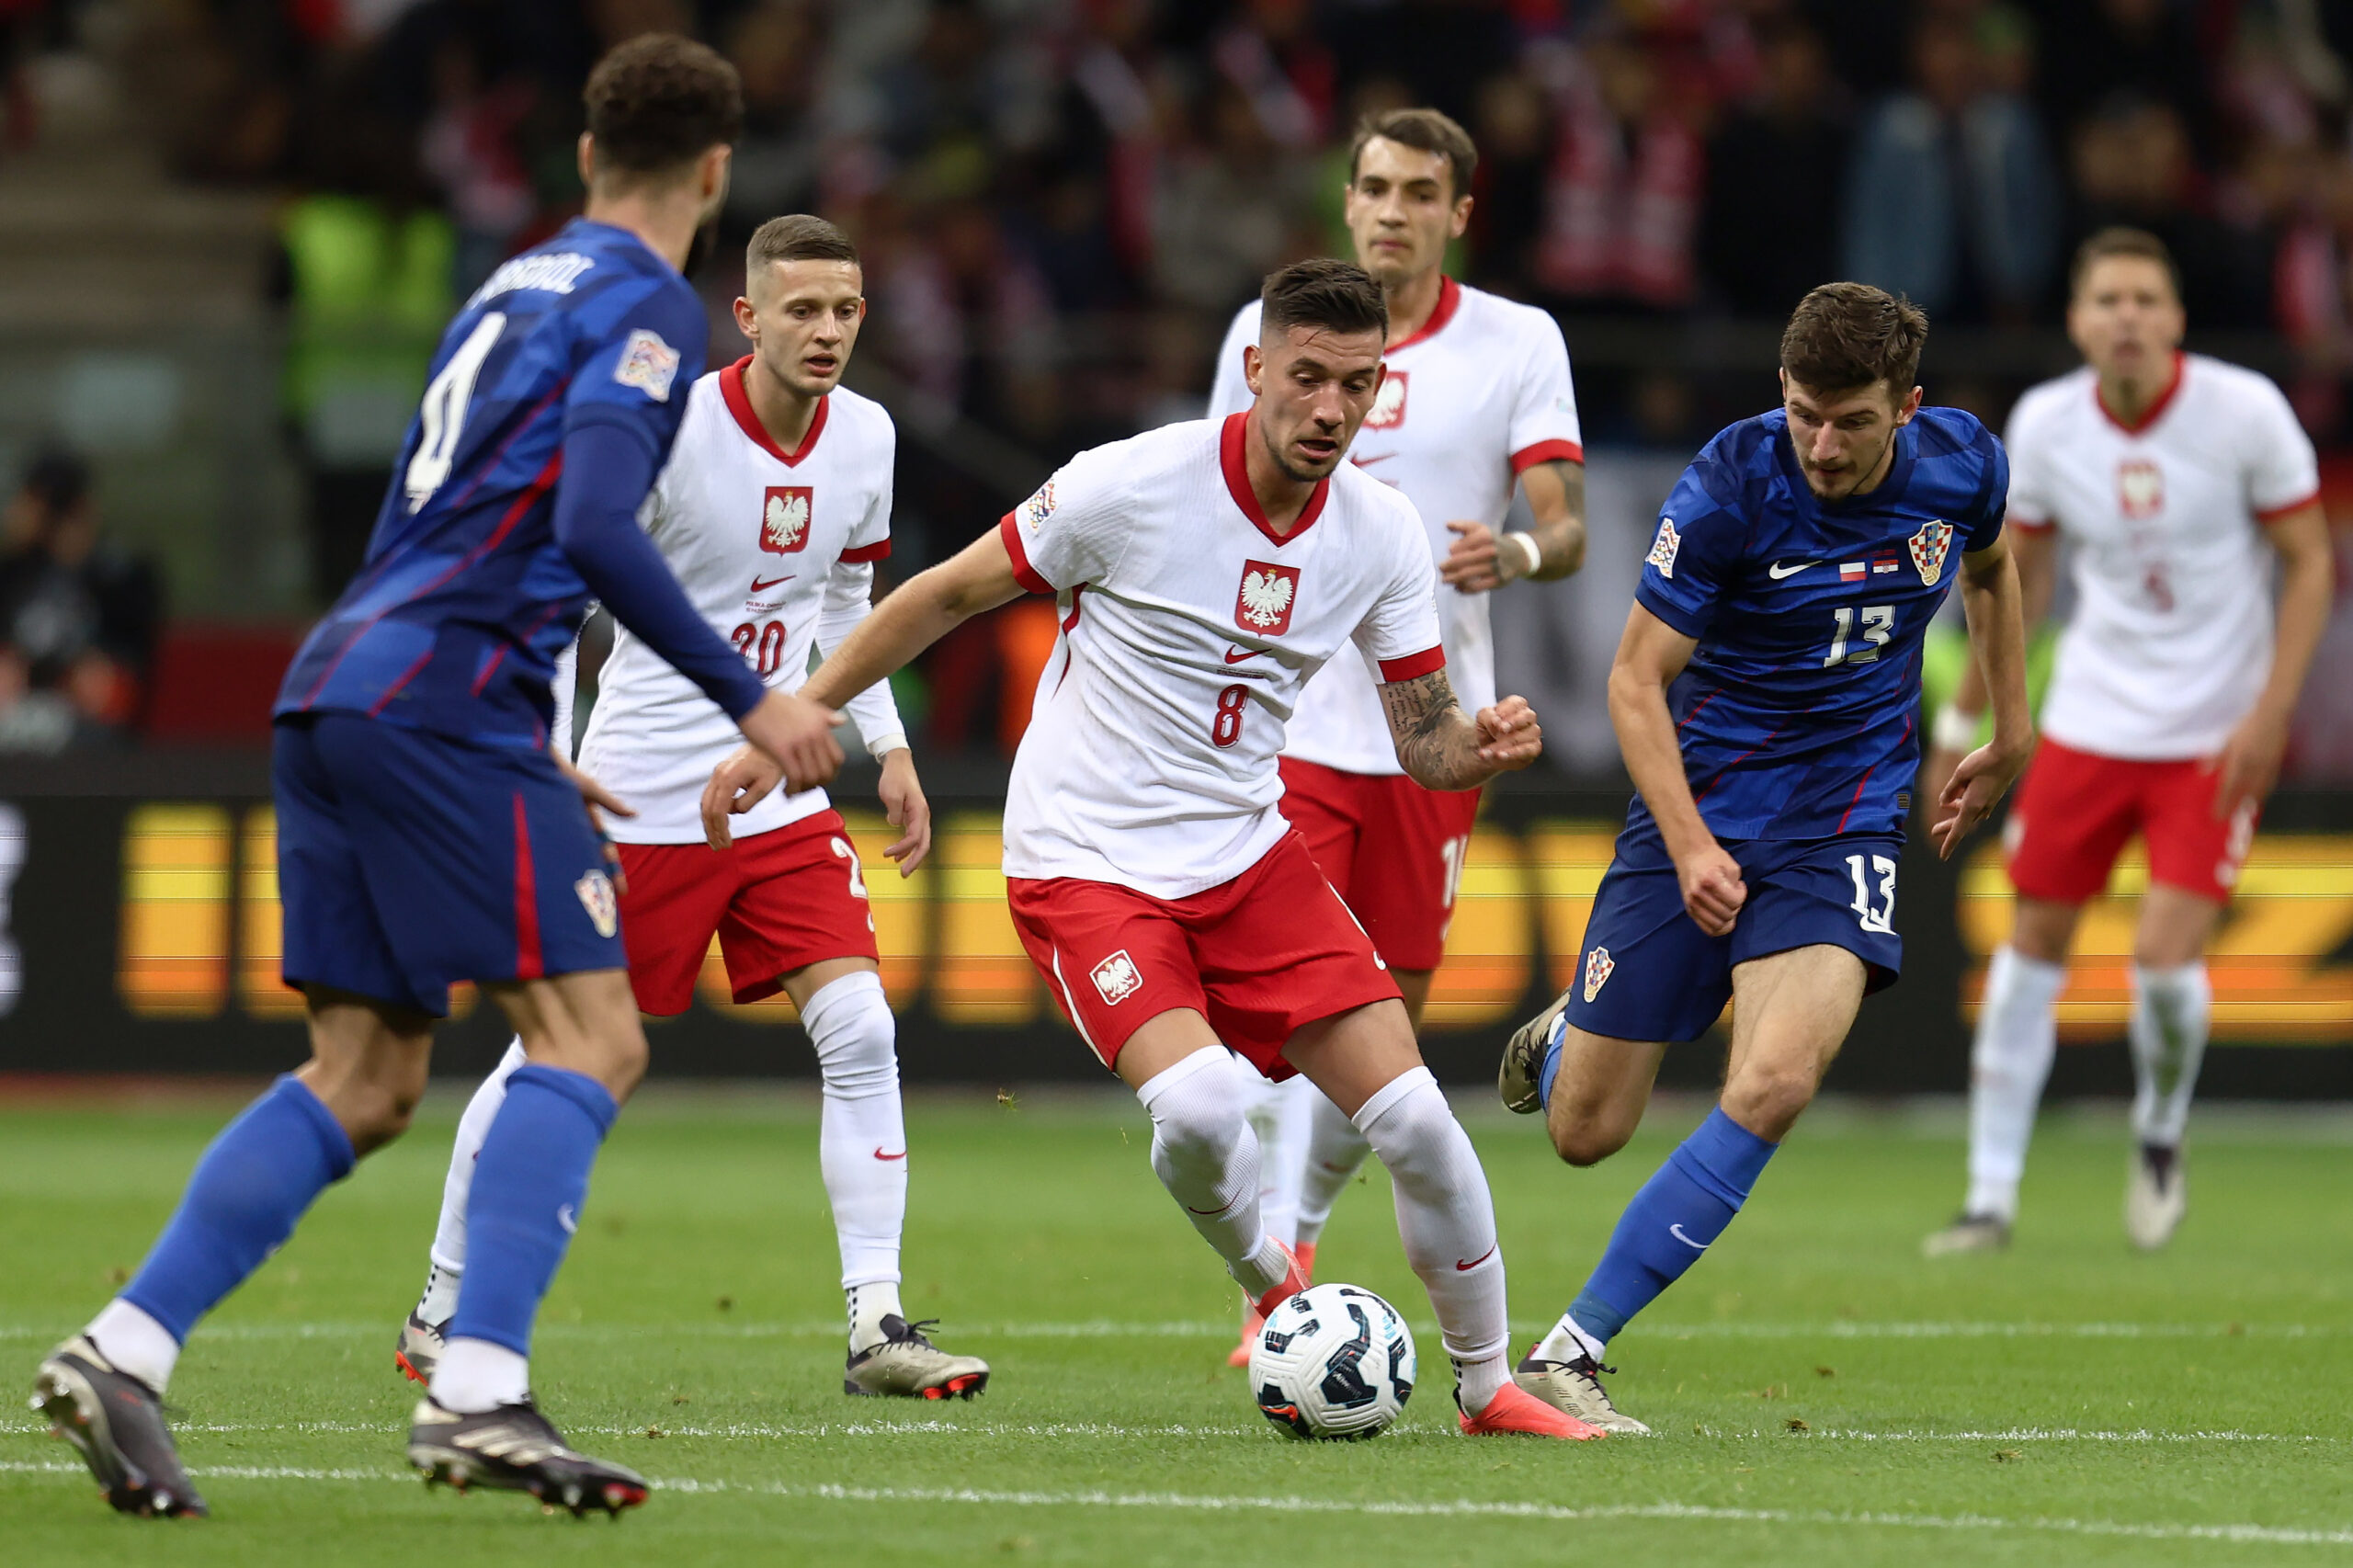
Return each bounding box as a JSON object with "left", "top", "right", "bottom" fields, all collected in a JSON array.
[
  {"left": 1503, "top": 530, "right": 1542, "bottom": 580},
  {"left": 1932, "top": 705, "right": 1980, "bottom": 752}
]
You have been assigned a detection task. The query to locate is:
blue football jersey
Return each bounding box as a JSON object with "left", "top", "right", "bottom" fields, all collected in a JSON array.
[
  {"left": 1632, "top": 406, "right": 2007, "bottom": 841},
  {"left": 277, "top": 219, "right": 706, "bottom": 747}
]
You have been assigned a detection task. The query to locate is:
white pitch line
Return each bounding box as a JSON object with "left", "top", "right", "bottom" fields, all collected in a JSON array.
[{"left": 4, "top": 1460, "right": 2348, "bottom": 1546}]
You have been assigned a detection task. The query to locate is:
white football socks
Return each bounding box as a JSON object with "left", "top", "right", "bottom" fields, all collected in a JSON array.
[
  {"left": 2129, "top": 960, "right": 2211, "bottom": 1149},
  {"left": 432, "top": 1337, "right": 529, "bottom": 1414},
  {"left": 1293, "top": 1089, "right": 1371, "bottom": 1246},
  {"left": 88, "top": 1298, "right": 180, "bottom": 1395},
  {"left": 1137, "top": 1048, "right": 1286, "bottom": 1298},
  {"left": 1534, "top": 1312, "right": 1607, "bottom": 1367},
  {"left": 1245, "top": 1074, "right": 1316, "bottom": 1249},
  {"left": 1352, "top": 1066, "right": 1510, "bottom": 1414},
  {"left": 426, "top": 1038, "right": 527, "bottom": 1287},
  {"left": 804, "top": 971, "right": 909, "bottom": 1352},
  {"left": 1963, "top": 946, "right": 2066, "bottom": 1223}
]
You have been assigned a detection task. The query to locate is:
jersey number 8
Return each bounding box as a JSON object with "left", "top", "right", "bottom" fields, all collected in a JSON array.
[{"left": 1211, "top": 684, "right": 1248, "bottom": 748}]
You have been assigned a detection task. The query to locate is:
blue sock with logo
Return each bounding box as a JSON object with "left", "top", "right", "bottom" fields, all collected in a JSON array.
[
  {"left": 120, "top": 1074, "right": 356, "bottom": 1341},
  {"left": 447, "top": 1065, "right": 617, "bottom": 1356},
  {"left": 1568, "top": 1108, "right": 1777, "bottom": 1346},
  {"left": 1538, "top": 1016, "right": 1567, "bottom": 1109}
]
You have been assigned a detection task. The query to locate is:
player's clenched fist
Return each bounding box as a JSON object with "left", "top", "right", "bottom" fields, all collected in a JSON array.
[
  {"left": 1674, "top": 842, "right": 1747, "bottom": 937},
  {"left": 1472, "top": 696, "right": 1543, "bottom": 770}
]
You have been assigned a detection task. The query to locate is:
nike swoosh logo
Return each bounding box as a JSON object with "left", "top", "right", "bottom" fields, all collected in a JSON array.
[
  {"left": 874, "top": 1149, "right": 905, "bottom": 1161},
  {"left": 1454, "top": 1244, "right": 1497, "bottom": 1271},
  {"left": 1224, "top": 645, "right": 1264, "bottom": 665},
  {"left": 1767, "top": 561, "right": 1816, "bottom": 580},
  {"left": 749, "top": 574, "right": 795, "bottom": 591},
  {"left": 1352, "top": 453, "right": 1394, "bottom": 468},
  {"left": 557, "top": 1204, "right": 577, "bottom": 1234},
  {"left": 1669, "top": 1223, "right": 1709, "bottom": 1251}
]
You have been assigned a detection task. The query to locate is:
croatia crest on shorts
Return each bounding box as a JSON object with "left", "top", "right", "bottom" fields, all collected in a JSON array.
[
  {"left": 1235, "top": 561, "right": 1299, "bottom": 635},
  {"left": 1908, "top": 517, "right": 1954, "bottom": 586},
  {"left": 574, "top": 869, "right": 619, "bottom": 938},
  {"left": 1582, "top": 945, "right": 1614, "bottom": 1003},
  {"left": 1092, "top": 949, "right": 1142, "bottom": 1006},
  {"left": 761, "top": 486, "right": 813, "bottom": 554}
]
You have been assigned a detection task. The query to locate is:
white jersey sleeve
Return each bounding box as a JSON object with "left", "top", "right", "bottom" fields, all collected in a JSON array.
[
  {"left": 1350, "top": 494, "right": 1447, "bottom": 679},
  {"left": 1504, "top": 311, "right": 1584, "bottom": 471},
  {"left": 549, "top": 619, "right": 585, "bottom": 758},
  {"left": 1006, "top": 446, "right": 1132, "bottom": 594},
  {"left": 2002, "top": 389, "right": 2059, "bottom": 529},
  {"left": 1206, "top": 302, "right": 1259, "bottom": 421},
  {"left": 2242, "top": 375, "right": 2322, "bottom": 517},
  {"left": 817, "top": 559, "right": 907, "bottom": 756}
]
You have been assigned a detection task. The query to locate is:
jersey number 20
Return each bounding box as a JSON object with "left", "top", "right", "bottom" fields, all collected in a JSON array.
[{"left": 404, "top": 312, "right": 506, "bottom": 513}]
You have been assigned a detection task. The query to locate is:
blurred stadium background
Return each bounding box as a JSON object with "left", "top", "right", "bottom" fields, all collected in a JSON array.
[{"left": 0, "top": 0, "right": 2345, "bottom": 1090}]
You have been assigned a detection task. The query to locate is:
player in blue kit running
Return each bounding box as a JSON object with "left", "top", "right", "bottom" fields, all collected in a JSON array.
[
  {"left": 30, "top": 37, "right": 840, "bottom": 1519},
  {"left": 1495, "top": 284, "right": 2034, "bottom": 1433}
]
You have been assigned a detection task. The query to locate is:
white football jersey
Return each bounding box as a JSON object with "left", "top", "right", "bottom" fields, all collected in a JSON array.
[
  {"left": 1208, "top": 277, "right": 1581, "bottom": 774},
  {"left": 2006, "top": 352, "right": 2319, "bottom": 759},
  {"left": 574, "top": 358, "right": 906, "bottom": 844},
  {"left": 1001, "top": 413, "right": 1445, "bottom": 898}
]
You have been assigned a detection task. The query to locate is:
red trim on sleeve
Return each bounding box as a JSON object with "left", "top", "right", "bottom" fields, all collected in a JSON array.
[
  {"left": 838, "top": 540, "right": 892, "bottom": 562},
  {"left": 998, "top": 511, "right": 1053, "bottom": 596},
  {"left": 2008, "top": 511, "right": 2055, "bottom": 533},
  {"left": 2255, "top": 489, "right": 2323, "bottom": 524},
  {"left": 1509, "top": 438, "right": 1584, "bottom": 475},
  {"left": 1377, "top": 646, "right": 1447, "bottom": 683},
  {"left": 721, "top": 357, "right": 829, "bottom": 466},
  {"left": 1221, "top": 412, "right": 1329, "bottom": 547},
  {"left": 1385, "top": 276, "right": 1461, "bottom": 354},
  {"left": 511, "top": 793, "right": 542, "bottom": 981}
]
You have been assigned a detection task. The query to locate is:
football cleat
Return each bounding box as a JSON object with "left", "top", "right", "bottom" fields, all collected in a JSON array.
[
  {"left": 395, "top": 1311, "right": 447, "bottom": 1386},
  {"left": 1498, "top": 992, "right": 1572, "bottom": 1115},
  {"left": 1456, "top": 1380, "right": 1606, "bottom": 1439},
  {"left": 30, "top": 1335, "right": 208, "bottom": 1517},
  {"left": 1248, "top": 1240, "right": 1310, "bottom": 1321},
  {"left": 408, "top": 1396, "right": 648, "bottom": 1517},
  {"left": 2125, "top": 1142, "right": 2188, "bottom": 1251},
  {"left": 1921, "top": 1211, "right": 2011, "bottom": 1257},
  {"left": 843, "top": 1316, "right": 990, "bottom": 1400},
  {"left": 1512, "top": 1345, "right": 1650, "bottom": 1435},
  {"left": 1229, "top": 1240, "right": 1317, "bottom": 1367}
]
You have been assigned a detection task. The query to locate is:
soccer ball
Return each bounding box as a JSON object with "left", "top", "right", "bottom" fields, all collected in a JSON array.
[{"left": 1248, "top": 1282, "right": 1415, "bottom": 1440}]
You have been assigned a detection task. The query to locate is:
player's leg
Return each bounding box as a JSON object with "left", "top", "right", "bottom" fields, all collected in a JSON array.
[
  {"left": 1283, "top": 1001, "right": 1595, "bottom": 1438},
  {"left": 1545, "top": 945, "right": 1860, "bottom": 1371},
  {"left": 397, "top": 1037, "right": 528, "bottom": 1382},
  {"left": 1928, "top": 897, "right": 2080, "bottom": 1255},
  {"left": 1933, "top": 740, "right": 2137, "bottom": 1253},
  {"left": 1291, "top": 966, "right": 1431, "bottom": 1255},
  {"left": 2122, "top": 883, "right": 2224, "bottom": 1248}
]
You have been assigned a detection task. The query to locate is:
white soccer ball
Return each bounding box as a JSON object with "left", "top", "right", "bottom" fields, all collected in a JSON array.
[{"left": 1248, "top": 1282, "right": 1416, "bottom": 1440}]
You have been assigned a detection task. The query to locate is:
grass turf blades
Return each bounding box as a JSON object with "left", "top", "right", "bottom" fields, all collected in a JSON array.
[{"left": 5, "top": 1085, "right": 2352, "bottom": 1565}]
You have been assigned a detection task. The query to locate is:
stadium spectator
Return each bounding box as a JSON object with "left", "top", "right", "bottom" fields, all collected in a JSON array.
[
  {"left": 1842, "top": 12, "right": 2059, "bottom": 323},
  {"left": 1699, "top": 17, "right": 1847, "bottom": 319},
  {"left": 1527, "top": 28, "right": 1704, "bottom": 312},
  {"left": 2067, "top": 95, "right": 2272, "bottom": 331},
  {"left": 0, "top": 449, "right": 161, "bottom": 745}
]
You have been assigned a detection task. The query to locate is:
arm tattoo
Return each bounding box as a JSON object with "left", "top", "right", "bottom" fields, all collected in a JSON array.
[
  {"left": 1379, "top": 667, "right": 1490, "bottom": 790},
  {"left": 1520, "top": 460, "right": 1586, "bottom": 579}
]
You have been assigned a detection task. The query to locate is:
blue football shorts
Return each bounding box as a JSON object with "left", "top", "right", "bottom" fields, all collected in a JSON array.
[
  {"left": 1561, "top": 816, "right": 1904, "bottom": 1044},
  {"left": 273, "top": 713, "right": 625, "bottom": 1017}
]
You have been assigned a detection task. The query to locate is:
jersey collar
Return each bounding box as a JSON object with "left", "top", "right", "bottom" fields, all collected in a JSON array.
[
  {"left": 722, "top": 356, "right": 829, "bottom": 465},
  {"left": 1384, "top": 275, "right": 1461, "bottom": 354},
  {"left": 1222, "top": 411, "right": 1329, "bottom": 547},
  {"left": 2095, "top": 349, "right": 2186, "bottom": 436}
]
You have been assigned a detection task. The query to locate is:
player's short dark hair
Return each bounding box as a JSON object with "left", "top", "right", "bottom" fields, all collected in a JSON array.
[
  {"left": 1348, "top": 108, "right": 1478, "bottom": 199},
  {"left": 2069, "top": 226, "right": 2182, "bottom": 301},
  {"left": 1780, "top": 281, "right": 1928, "bottom": 396},
  {"left": 584, "top": 34, "right": 744, "bottom": 178},
  {"left": 746, "top": 214, "right": 859, "bottom": 276},
  {"left": 1259, "top": 258, "right": 1386, "bottom": 342}
]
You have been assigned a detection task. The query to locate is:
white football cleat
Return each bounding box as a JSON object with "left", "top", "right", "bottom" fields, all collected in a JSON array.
[
  {"left": 1921, "top": 1211, "right": 2011, "bottom": 1257},
  {"left": 843, "top": 1315, "right": 990, "bottom": 1400},
  {"left": 2125, "top": 1142, "right": 2187, "bottom": 1251},
  {"left": 1511, "top": 1345, "right": 1649, "bottom": 1435}
]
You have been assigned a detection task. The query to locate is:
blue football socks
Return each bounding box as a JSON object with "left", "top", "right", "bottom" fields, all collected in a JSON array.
[
  {"left": 120, "top": 1074, "right": 356, "bottom": 1342},
  {"left": 1568, "top": 1108, "right": 1778, "bottom": 1346},
  {"left": 447, "top": 1064, "right": 617, "bottom": 1358}
]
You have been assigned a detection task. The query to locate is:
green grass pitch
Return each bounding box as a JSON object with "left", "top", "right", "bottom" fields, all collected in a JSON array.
[{"left": 5, "top": 1083, "right": 2352, "bottom": 1565}]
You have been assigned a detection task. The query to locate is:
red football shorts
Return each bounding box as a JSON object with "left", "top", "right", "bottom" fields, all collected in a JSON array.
[
  {"left": 2005, "top": 736, "right": 2259, "bottom": 906},
  {"left": 615, "top": 809, "right": 879, "bottom": 1015},
  {"left": 1277, "top": 756, "right": 1482, "bottom": 972},
  {"left": 1006, "top": 829, "right": 1402, "bottom": 1081}
]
